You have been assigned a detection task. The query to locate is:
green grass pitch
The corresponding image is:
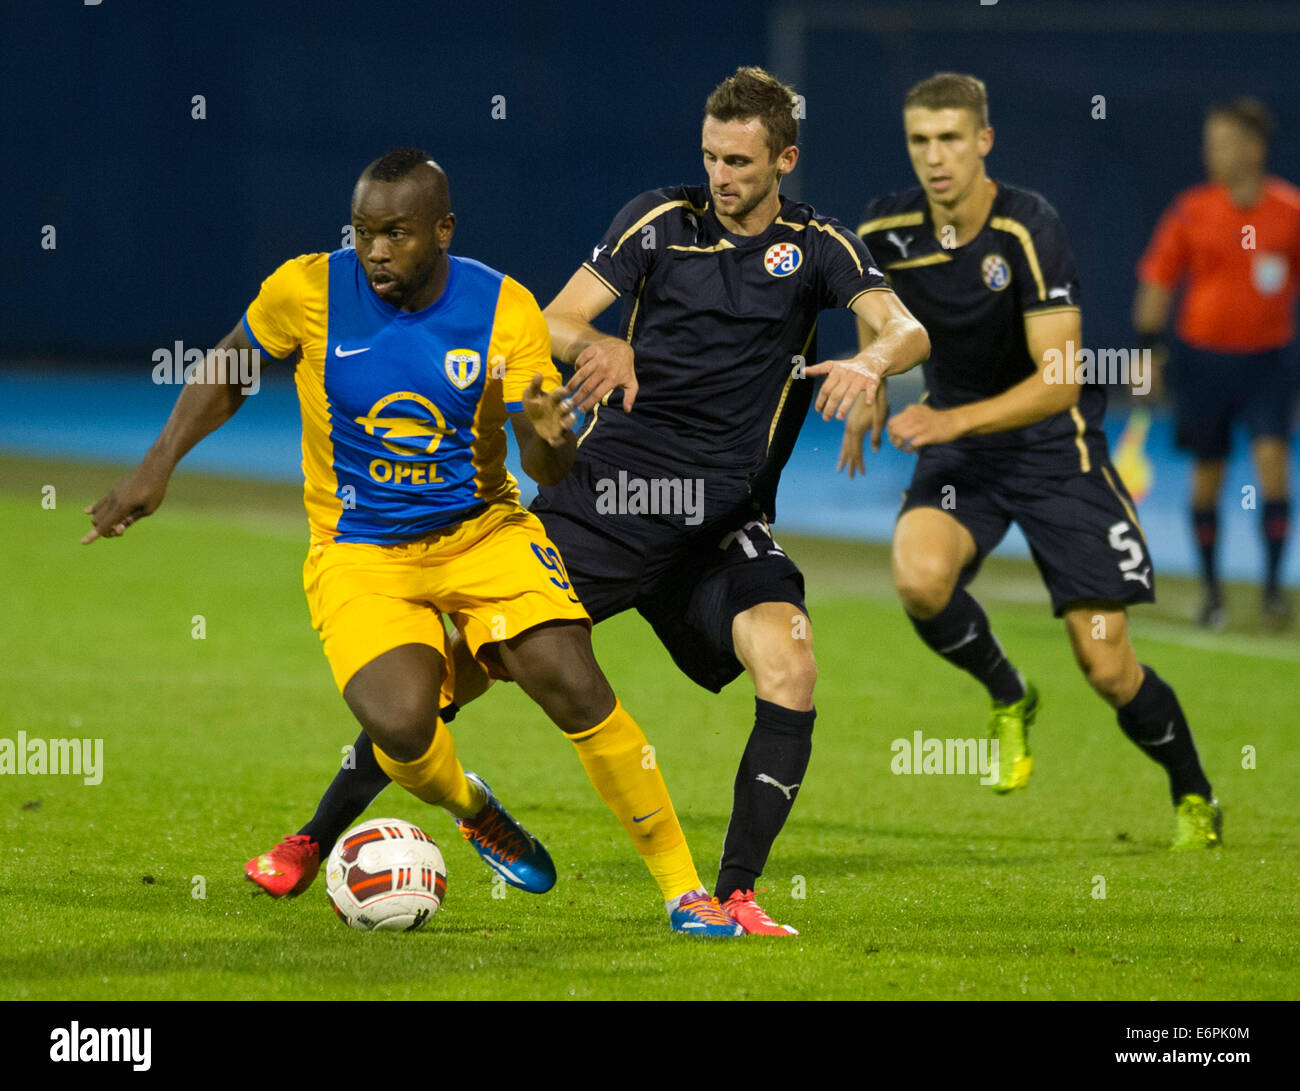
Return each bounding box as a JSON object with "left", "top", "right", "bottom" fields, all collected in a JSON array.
[{"left": 2, "top": 454, "right": 1297, "bottom": 1000}]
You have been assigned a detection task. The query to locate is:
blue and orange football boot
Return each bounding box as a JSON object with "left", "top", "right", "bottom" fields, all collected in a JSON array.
[
  {"left": 456, "top": 772, "right": 556, "bottom": 893},
  {"left": 668, "top": 889, "right": 744, "bottom": 937}
]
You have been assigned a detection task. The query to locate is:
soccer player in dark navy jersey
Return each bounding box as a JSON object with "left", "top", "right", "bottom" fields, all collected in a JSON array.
[
  {"left": 250, "top": 67, "right": 930, "bottom": 933},
  {"left": 848, "top": 73, "right": 1221, "bottom": 849}
]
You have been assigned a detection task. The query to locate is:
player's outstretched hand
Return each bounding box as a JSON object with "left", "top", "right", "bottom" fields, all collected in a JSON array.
[
  {"left": 523, "top": 374, "right": 577, "bottom": 448},
  {"left": 887, "top": 403, "right": 963, "bottom": 453},
  {"left": 562, "top": 337, "right": 637, "bottom": 416},
  {"left": 837, "top": 385, "right": 890, "bottom": 478},
  {"left": 82, "top": 463, "right": 170, "bottom": 544},
  {"left": 805, "top": 357, "right": 885, "bottom": 422}
]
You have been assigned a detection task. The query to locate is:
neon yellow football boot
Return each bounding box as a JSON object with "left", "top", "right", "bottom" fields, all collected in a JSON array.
[
  {"left": 988, "top": 681, "right": 1038, "bottom": 793},
  {"left": 1171, "top": 794, "right": 1223, "bottom": 851}
]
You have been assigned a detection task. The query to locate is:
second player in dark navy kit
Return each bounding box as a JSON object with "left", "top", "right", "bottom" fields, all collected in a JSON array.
[
  {"left": 843, "top": 72, "right": 1220, "bottom": 850},
  {"left": 860, "top": 181, "right": 1154, "bottom": 615},
  {"left": 535, "top": 180, "right": 890, "bottom": 691}
]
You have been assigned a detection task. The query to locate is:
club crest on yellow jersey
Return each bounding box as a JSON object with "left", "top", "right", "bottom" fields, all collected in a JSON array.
[{"left": 444, "top": 349, "right": 482, "bottom": 390}]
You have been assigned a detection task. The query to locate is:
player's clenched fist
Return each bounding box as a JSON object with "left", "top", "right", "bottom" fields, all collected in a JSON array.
[
  {"left": 561, "top": 337, "right": 638, "bottom": 415},
  {"left": 523, "top": 373, "right": 576, "bottom": 447},
  {"left": 82, "top": 463, "right": 170, "bottom": 544},
  {"left": 887, "top": 403, "right": 965, "bottom": 452}
]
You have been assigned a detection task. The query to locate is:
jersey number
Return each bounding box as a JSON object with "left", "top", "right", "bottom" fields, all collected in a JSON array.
[
  {"left": 531, "top": 543, "right": 572, "bottom": 591},
  {"left": 1108, "top": 521, "right": 1151, "bottom": 587},
  {"left": 718, "top": 520, "right": 786, "bottom": 560}
]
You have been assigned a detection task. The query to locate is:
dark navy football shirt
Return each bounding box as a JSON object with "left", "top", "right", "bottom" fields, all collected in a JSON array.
[
  {"left": 578, "top": 184, "right": 890, "bottom": 506},
  {"left": 859, "top": 182, "right": 1107, "bottom": 476}
]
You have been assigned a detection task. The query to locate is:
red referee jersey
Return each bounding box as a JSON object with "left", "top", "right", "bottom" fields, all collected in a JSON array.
[{"left": 1137, "top": 177, "right": 1300, "bottom": 352}]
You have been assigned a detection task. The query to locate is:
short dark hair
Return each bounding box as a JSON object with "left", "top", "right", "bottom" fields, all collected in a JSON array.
[
  {"left": 903, "top": 72, "right": 990, "bottom": 130},
  {"left": 1206, "top": 97, "right": 1273, "bottom": 145},
  {"left": 704, "top": 66, "right": 799, "bottom": 157},
  {"left": 366, "top": 146, "right": 438, "bottom": 182}
]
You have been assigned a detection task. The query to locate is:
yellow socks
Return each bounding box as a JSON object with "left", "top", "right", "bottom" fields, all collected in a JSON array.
[
  {"left": 372, "top": 722, "right": 486, "bottom": 820},
  {"left": 567, "top": 701, "right": 702, "bottom": 902}
]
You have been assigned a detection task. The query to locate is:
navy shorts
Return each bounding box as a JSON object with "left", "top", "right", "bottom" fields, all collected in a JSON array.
[
  {"left": 1167, "top": 341, "right": 1297, "bottom": 460},
  {"left": 529, "top": 454, "right": 807, "bottom": 692},
  {"left": 898, "top": 453, "right": 1156, "bottom": 617}
]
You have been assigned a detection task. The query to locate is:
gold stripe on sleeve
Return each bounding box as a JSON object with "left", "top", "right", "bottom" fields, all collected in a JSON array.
[
  {"left": 612, "top": 199, "right": 706, "bottom": 256},
  {"left": 581, "top": 262, "right": 620, "bottom": 297},
  {"left": 885, "top": 253, "right": 953, "bottom": 271},
  {"left": 856, "top": 211, "right": 925, "bottom": 236},
  {"left": 990, "top": 216, "right": 1047, "bottom": 301}
]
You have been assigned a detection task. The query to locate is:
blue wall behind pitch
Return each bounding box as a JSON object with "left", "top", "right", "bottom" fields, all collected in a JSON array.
[
  {"left": 5, "top": 1, "right": 1300, "bottom": 360},
  {"left": 3, "top": 1, "right": 1298, "bottom": 590}
]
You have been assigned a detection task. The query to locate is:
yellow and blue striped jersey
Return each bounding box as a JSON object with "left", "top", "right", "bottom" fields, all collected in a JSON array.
[{"left": 243, "top": 249, "right": 558, "bottom": 544}]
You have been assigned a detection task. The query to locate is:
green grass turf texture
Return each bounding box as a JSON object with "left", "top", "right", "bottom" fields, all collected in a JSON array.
[{"left": 2, "top": 455, "right": 1297, "bottom": 1000}]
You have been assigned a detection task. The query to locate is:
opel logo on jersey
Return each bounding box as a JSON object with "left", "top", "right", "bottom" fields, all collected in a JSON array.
[
  {"left": 763, "top": 243, "right": 803, "bottom": 277},
  {"left": 444, "top": 348, "right": 482, "bottom": 390},
  {"left": 981, "top": 253, "right": 1011, "bottom": 291},
  {"left": 355, "top": 391, "right": 455, "bottom": 456}
]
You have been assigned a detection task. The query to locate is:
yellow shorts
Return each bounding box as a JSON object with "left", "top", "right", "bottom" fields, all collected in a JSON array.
[{"left": 304, "top": 501, "right": 590, "bottom": 693}]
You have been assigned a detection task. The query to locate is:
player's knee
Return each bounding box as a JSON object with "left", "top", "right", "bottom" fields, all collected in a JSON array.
[
  {"left": 524, "top": 660, "right": 616, "bottom": 729},
  {"left": 552, "top": 685, "right": 616, "bottom": 730},
  {"left": 894, "top": 557, "right": 954, "bottom": 618},
  {"left": 1075, "top": 647, "right": 1131, "bottom": 704},
  {"left": 356, "top": 689, "right": 439, "bottom": 762},
  {"left": 749, "top": 644, "right": 817, "bottom": 708}
]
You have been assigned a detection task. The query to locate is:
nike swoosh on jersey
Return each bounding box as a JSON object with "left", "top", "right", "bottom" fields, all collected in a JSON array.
[{"left": 334, "top": 345, "right": 371, "bottom": 357}]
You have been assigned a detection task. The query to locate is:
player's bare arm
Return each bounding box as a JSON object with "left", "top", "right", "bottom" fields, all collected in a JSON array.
[
  {"left": 510, "top": 374, "right": 576, "bottom": 486},
  {"left": 82, "top": 321, "right": 261, "bottom": 543},
  {"left": 543, "top": 266, "right": 637, "bottom": 415},
  {"left": 837, "top": 313, "right": 896, "bottom": 477},
  {"left": 889, "top": 308, "right": 1081, "bottom": 451},
  {"left": 805, "top": 289, "right": 928, "bottom": 423}
]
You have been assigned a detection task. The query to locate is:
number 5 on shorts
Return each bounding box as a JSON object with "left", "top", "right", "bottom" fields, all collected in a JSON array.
[{"left": 1108, "top": 520, "right": 1146, "bottom": 575}]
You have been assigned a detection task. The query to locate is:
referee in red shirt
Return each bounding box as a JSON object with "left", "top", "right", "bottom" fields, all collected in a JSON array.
[{"left": 1134, "top": 98, "right": 1300, "bottom": 628}]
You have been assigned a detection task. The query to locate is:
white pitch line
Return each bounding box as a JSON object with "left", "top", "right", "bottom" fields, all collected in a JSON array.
[{"left": 1131, "top": 620, "right": 1300, "bottom": 663}]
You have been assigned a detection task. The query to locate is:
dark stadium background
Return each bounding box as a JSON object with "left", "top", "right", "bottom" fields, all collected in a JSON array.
[{"left": 3, "top": 0, "right": 1298, "bottom": 584}]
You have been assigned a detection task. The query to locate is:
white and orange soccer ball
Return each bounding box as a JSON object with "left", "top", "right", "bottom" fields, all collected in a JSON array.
[{"left": 325, "top": 818, "right": 447, "bottom": 931}]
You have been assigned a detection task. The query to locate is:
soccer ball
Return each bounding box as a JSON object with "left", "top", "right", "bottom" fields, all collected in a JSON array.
[{"left": 325, "top": 818, "right": 447, "bottom": 931}]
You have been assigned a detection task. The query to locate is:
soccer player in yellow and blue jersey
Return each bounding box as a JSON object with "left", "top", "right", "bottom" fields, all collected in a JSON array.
[{"left": 84, "top": 148, "right": 741, "bottom": 935}]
